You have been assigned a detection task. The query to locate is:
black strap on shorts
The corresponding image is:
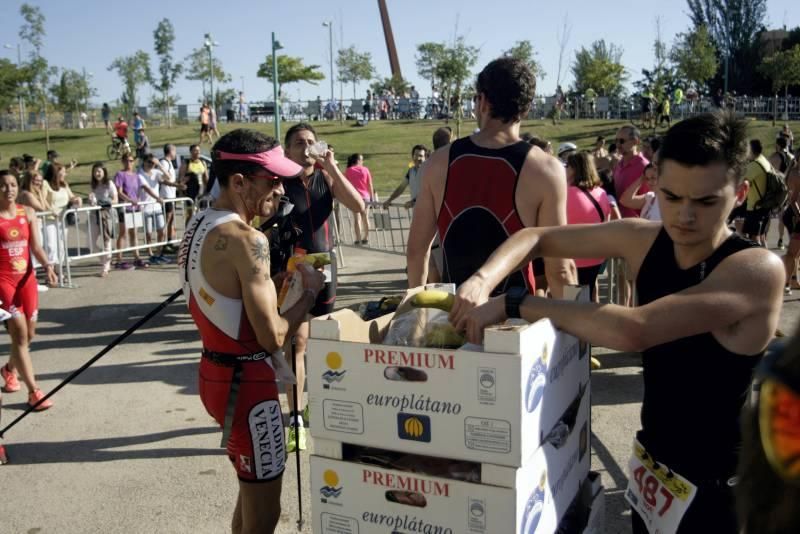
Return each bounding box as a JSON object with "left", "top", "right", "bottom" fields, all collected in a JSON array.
[{"left": 201, "top": 349, "right": 272, "bottom": 448}]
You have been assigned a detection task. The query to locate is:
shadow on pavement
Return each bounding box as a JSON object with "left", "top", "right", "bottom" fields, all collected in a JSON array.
[{"left": 4, "top": 427, "right": 221, "bottom": 465}]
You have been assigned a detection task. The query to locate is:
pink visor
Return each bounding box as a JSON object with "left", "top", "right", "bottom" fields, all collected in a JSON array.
[{"left": 215, "top": 145, "right": 302, "bottom": 178}]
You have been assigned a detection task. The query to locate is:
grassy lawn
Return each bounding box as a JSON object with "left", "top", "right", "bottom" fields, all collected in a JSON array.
[{"left": 1, "top": 117, "right": 798, "bottom": 196}]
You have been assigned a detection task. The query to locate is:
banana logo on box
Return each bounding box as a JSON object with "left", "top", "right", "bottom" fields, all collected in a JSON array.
[
  {"left": 397, "top": 413, "right": 431, "bottom": 442},
  {"left": 322, "top": 352, "right": 347, "bottom": 383},
  {"left": 525, "top": 343, "right": 549, "bottom": 413},
  {"left": 319, "top": 469, "right": 342, "bottom": 499},
  {"left": 520, "top": 471, "right": 547, "bottom": 534}
]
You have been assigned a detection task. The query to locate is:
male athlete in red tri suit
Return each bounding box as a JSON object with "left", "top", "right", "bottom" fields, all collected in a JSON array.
[
  {"left": 178, "top": 130, "right": 324, "bottom": 533},
  {"left": 407, "top": 57, "right": 575, "bottom": 296},
  {"left": 0, "top": 169, "right": 58, "bottom": 464}
]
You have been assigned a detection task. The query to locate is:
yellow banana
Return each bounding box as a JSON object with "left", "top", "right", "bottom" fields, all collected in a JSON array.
[
  {"left": 301, "top": 252, "right": 331, "bottom": 269},
  {"left": 424, "top": 324, "right": 465, "bottom": 349},
  {"left": 411, "top": 290, "right": 455, "bottom": 312}
]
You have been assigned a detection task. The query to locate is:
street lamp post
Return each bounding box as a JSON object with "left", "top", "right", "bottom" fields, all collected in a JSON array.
[
  {"left": 204, "top": 33, "right": 219, "bottom": 111},
  {"left": 271, "top": 32, "right": 283, "bottom": 142},
  {"left": 4, "top": 43, "right": 24, "bottom": 131},
  {"left": 322, "top": 22, "right": 335, "bottom": 116}
]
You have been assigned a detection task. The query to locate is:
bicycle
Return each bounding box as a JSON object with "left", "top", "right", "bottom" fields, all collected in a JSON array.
[{"left": 106, "top": 136, "right": 131, "bottom": 160}]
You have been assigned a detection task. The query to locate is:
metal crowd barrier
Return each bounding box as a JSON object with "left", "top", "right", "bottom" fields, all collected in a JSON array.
[
  {"left": 334, "top": 201, "right": 413, "bottom": 256},
  {"left": 41, "top": 198, "right": 195, "bottom": 288}
]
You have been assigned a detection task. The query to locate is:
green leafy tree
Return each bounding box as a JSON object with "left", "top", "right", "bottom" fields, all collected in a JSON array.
[
  {"left": 49, "top": 68, "right": 95, "bottom": 113},
  {"left": 436, "top": 37, "right": 479, "bottom": 111},
  {"left": 503, "top": 40, "right": 546, "bottom": 80},
  {"left": 670, "top": 24, "right": 718, "bottom": 91},
  {"left": 759, "top": 45, "right": 800, "bottom": 122},
  {"left": 184, "top": 47, "right": 230, "bottom": 103},
  {"left": 108, "top": 51, "right": 152, "bottom": 118},
  {"left": 686, "top": 0, "right": 766, "bottom": 92},
  {"left": 570, "top": 40, "right": 628, "bottom": 97},
  {"left": 257, "top": 55, "right": 324, "bottom": 100},
  {"left": 18, "top": 3, "right": 51, "bottom": 109},
  {"left": 152, "top": 18, "right": 183, "bottom": 127},
  {"left": 370, "top": 74, "right": 410, "bottom": 96},
  {"left": 415, "top": 42, "right": 447, "bottom": 93},
  {"left": 336, "top": 46, "right": 375, "bottom": 98},
  {"left": 0, "top": 59, "right": 24, "bottom": 111}
]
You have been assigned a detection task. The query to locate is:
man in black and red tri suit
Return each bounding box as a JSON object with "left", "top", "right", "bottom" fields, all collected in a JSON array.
[{"left": 407, "top": 56, "right": 575, "bottom": 296}]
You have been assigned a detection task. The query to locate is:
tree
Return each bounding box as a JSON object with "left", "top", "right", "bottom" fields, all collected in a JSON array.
[
  {"left": 370, "top": 74, "right": 410, "bottom": 96},
  {"left": 256, "top": 55, "right": 324, "bottom": 100},
  {"left": 555, "top": 14, "right": 572, "bottom": 87},
  {"left": 503, "top": 40, "right": 546, "bottom": 80},
  {"left": 759, "top": 45, "right": 800, "bottom": 122},
  {"left": 50, "top": 68, "right": 95, "bottom": 113},
  {"left": 436, "top": 36, "right": 479, "bottom": 137},
  {"left": 336, "top": 46, "right": 375, "bottom": 98},
  {"left": 571, "top": 40, "right": 628, "bottom": 97},
  {"left": 18, "top": 3, "right": 51, "bottom": 110},
  {"left": 108, "top": 51, "right": 151, "bottom": 118},
  {"left": 687, "top": 0, "right": 767, "bottom": 91},
  {"left": 0, "top": 59, "right": 24, "bottom": 111},
  {"left": 634, "top": 17, "right": 679, "bottom": 101},
  {"left": 184, "top": 47, "right": 230, "bottom": 103},
  {"left": 671, "top": 24, "right": 718, "bottom": 91},
  {"left": 415, "top": 42, "right": 447, "bottom": 93},
  {"left": 152, "top": 18, "right": 182, "bottom": 127}
]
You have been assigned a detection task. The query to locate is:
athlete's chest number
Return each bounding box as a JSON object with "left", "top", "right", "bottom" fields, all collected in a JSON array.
[{"left": 632, "top": 465, "right": 675, "bottom": 516}]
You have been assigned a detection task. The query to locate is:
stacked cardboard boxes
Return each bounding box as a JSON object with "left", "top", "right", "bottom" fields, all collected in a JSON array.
[{"left": 307, "top": 286, "right": 601, "bottom": 533}]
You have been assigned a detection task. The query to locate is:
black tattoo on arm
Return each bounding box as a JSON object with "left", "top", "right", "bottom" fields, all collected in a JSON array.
[
  {"left": 251, "top": 235, "right": 269, "bottom": 264},
  {"left": 214, "top": 236, "right": 228, "bottom": 251}
]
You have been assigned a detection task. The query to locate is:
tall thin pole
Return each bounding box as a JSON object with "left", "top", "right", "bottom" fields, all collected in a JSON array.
[
  {"left": 272, "top": 32, "right": 281, "bottom": 142},
  {"left": 323, "top": 22, "right": 334, "bottom": 105},
  {"left": 207, "top": 37, "right": 215, "bottom": 111},
  {"left": 17, "top": 44, "right": 23, "bottom": 131}
]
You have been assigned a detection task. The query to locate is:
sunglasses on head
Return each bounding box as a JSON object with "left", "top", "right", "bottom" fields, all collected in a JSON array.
[{"left": 755, "top": 343, "right": 800, "bottom": 482}]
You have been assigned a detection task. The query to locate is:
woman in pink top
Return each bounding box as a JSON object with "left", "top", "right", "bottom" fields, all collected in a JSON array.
[
  {"left": 344, "top": 153, "right": 375, "bottom": 245},
  {"left": 565, "top": 152, "right": 611, "bottom": 301}
]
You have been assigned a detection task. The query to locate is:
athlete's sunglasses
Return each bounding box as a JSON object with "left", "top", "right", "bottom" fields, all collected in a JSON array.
[{"left": 755, "top": 343, "right": 800, "bottom": 482}]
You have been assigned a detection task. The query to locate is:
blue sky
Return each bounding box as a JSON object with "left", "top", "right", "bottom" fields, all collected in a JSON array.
[{"left": 0, "top": 0, "right": 796, "bottom": 106}]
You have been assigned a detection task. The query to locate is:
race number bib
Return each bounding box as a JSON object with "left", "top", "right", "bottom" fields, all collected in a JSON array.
[{"left": 625, "top": 439, "right": 698, "bottom": 534}]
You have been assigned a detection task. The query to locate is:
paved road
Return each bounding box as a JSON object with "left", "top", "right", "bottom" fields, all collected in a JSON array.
[{"left": 1, "top": 236, "right": 797, "bottom": 533}]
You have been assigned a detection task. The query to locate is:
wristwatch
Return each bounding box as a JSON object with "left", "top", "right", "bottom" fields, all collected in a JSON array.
[{"left": 505, "top": 286, "right": 528, "bottom": 319}]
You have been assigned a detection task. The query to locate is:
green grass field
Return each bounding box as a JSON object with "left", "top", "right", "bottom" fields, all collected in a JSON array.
[{"left": 1, "top": 117, "right": 798, "bottom": 196}]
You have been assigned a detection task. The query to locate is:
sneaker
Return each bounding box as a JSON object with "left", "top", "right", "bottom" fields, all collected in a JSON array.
[
  {"left": 134, "top": 259, "right": 149, "bottom": 269},
  {"left": 27, "top": 388, "right": 53, "bottom": 411},
  {"left": 37, "top": 284, "right": 49, "bottom": 293},
  {"left": 1, "top": 364, "right": 20, "bottom": 393},
  {"left": 157, "top": 255, "right": 172, "bottom": 264},
  {"left": 286, "top": 424, "right": 307, "bottom": 452},
  {"left": 114, "top": 262, "right": 135, "bottom": 271},
  {"left": 778, "top": 239, "right": 784, "bottom": 250},
  {"left": 149, "top": 255, "right": 165, "bottom": 265},
  {"left": 785, "top": 286, "right": 793, "bottom": 296},
  {"left": 0, "top": 443, "right": 8, "bottom": 465}
]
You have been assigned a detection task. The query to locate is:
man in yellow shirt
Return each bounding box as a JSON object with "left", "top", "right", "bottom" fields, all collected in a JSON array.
[{"left": 743, "top": 139, "right": 771, "bottom": 246}]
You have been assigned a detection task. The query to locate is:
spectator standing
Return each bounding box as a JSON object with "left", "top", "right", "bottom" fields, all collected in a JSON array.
[
  {"left": 159, "top": 144, "right": 179, "bottom": 252},
  {"left": 178, "top": 144, "right": 209, "bottom": 224},
  {"left": 43, "top": 163, "right": 81, "bottom": 269},
  {"left": 565, "top": 152, "right": 611, "bottom": 300},
  {"left": 132, "top": 112, "right": 145, "bottom": 146},
  {"left": 621, "top": 164, "right": 661, "bottom": 222},
  {"left": 344, "top": 153, "right": 375, "bottom": 244},
  {"left": 101, "top": 103, "right": 111, "bottom": 132},
  {"left": 113, "top": 155, "right": 146, "bottom": 269},
  {"left": 209, "top": 106, "right": 220, "bottom": 143},
  {"left": 199, "top": 103, "right": 211, "bottom": 144},
  {"left": 743, "top": 139, "right": 772, "bottom": 247},
  {"left": 89, "top": 162, "right": 118, "bottom": 277},
  {"left": 137, "top": 155, "right": 167, "bottom": 264},
  {"left": 613, "top": 126, "right": 650, "bottom": 217},
  {"left": 383, "top": 145, "right": 428, "bottom": 209}
]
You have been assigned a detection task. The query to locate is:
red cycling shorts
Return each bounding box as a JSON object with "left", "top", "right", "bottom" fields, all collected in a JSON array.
[
  {"left": 198, "top": 356, "right": 285, "bottom": 482},
  {"left": 0, "top": 272, "right": 38, "bottom": 321}
]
